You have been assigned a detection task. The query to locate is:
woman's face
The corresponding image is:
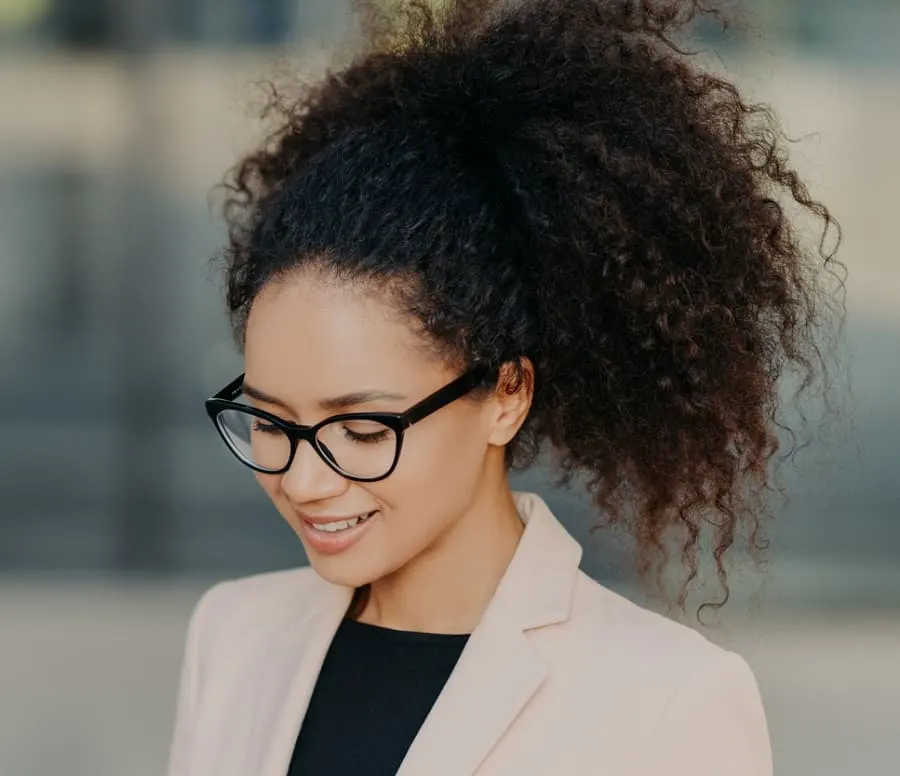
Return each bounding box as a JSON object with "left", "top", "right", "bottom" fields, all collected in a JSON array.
[{"left": 243, "top": 271, "right": 518, "bottom": 589}]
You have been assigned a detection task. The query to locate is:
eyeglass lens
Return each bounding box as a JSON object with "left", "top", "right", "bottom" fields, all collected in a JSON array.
[{"left": 216, "top": 408, "right": 399, "bottom": 479}]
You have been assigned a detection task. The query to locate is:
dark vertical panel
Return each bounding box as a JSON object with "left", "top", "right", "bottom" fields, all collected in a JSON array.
[{"left": 109, "top": 0, "right": 176, "bottom": 571}]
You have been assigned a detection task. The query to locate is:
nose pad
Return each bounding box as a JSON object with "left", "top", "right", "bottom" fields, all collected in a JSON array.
[{"left": 280, "top": 439, "right": 348, "bottom": 502}]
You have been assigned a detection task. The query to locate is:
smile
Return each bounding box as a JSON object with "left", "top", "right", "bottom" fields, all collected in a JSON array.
[
  {"left": 308, "top": 512, "right": 376, "bottom": 533},
  {"left": 299, "top": 510, "right": 380, "bottom": 556}
]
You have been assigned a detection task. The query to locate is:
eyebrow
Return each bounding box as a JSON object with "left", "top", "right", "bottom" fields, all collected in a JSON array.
[{"left": 242, "top": 382, "right": 408, "bottom": 413}]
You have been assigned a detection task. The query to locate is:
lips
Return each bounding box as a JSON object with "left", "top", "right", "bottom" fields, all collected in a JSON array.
[{"left": 298, "top": 510, "right": 379, "bottom": 555}]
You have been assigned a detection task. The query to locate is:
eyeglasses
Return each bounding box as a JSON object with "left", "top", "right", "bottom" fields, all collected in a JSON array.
[{"left": 205, "top": 365, "right": 489, "bottom": 482}]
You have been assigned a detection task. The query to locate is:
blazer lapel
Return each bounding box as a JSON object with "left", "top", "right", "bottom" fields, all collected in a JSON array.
[
  {"left": 397, "top": 492, "right": 583, "bottom": 776},
  {"left": 251, "top": 578, "right": 354, "bottom": 776},
  {"left": 395, "top": 603, "right": 546, "bottom": 776}
]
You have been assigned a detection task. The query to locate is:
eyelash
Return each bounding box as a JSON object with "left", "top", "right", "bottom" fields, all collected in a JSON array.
[
  {"left": 252, "top": 420, "right": 390, "bottom": 444},
  {"left": 341, "top": 427, "right": 391, "bottom": 444}
]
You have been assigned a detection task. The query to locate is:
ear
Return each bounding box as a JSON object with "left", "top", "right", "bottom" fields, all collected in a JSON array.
[{"left": 486, "top": 358, "right": 535, "bottom": 447}]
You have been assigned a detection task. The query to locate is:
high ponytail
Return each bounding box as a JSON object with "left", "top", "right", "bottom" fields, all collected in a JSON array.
[{"left": 220, "top": 0, "right": 843, "bottom": 609}]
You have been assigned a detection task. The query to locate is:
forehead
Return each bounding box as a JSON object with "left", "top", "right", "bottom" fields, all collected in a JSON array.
[{"left": 243, "top": 272, "right": 440, "bottom": 399}]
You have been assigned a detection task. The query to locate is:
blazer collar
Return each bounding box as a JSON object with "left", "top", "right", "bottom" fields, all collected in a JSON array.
[
  {"left": 490, "top": 490, "right": 584, "bottom": 630},
  {"left": 256, "top": 490, "right": 583, "bottom": 776},
  {"left": 396, "top": 491, "right": 583, "bottom": 775}
]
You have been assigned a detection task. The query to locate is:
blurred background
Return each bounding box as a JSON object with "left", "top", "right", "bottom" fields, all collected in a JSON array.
[{"left": 0, "top": 1, "right": 898, "bottom": 774}]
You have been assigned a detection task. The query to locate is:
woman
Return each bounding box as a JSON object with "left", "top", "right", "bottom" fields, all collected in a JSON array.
[{"left": 166, "top": 1, "right": 841, "bottom": 774}]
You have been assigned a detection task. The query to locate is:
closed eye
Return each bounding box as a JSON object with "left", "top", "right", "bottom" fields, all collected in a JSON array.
[{"left": 341, "top": 425, "right": 392, "bottom": 444}]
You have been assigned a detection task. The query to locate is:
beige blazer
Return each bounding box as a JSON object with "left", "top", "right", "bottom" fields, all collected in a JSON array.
[{"left": 166, "top": 492, "right": 772, "bottom": 775}]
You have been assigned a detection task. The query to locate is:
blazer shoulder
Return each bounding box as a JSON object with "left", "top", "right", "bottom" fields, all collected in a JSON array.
[
  {"left": 166, "top": 567, "right": 332, "bottom": 775},
  {"left": 203, "top": 565, "right": 322, "bottom": 607},
  {"left": 189, "top": 566, "right": 326, "bottom": 648},
  {"left": 554, "top": 572, "right": 766, "bottom": 716},
  {"left": 570, "top": 571, "right": 733, "bottom": 666},
  {"left": 540, "top": 574, "right": 771, "bottom": 773}
]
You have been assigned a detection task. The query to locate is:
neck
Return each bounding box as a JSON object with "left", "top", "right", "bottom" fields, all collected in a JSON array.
[{"left": 357, "top": 477, "right": 524, "bottom": 635}]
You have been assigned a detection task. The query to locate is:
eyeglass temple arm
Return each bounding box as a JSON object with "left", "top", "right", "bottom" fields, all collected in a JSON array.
[
  {"left": 399, "top": 365, "right": 490, "bottom": 428},
  {"left": 215, "top": 373, "right": 245, "bottom": 401}
]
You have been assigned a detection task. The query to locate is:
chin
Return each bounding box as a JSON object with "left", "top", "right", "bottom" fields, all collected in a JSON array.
[
  {"left": 303, "top": 548, "right": 386, "bottom": 590},
  {"left": 290, "top": 508, "right": 403, "bottom": 589}
]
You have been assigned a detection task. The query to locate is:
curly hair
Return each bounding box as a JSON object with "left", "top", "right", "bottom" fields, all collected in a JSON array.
[{"left": 219, "top": 0, "right": 844, "bottom": 611}]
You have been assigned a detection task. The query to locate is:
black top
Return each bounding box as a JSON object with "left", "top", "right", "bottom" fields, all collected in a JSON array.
[{"left": 287, "top": 617, "right": 469, "bottom": 776}]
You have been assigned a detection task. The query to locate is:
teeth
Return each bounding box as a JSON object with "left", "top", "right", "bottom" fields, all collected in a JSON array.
[{"left": 311, "top": 513, "right": 370, "bottom": 533}]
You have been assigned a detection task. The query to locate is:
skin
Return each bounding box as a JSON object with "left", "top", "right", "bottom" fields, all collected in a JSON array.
[{"left": 242, "top": 268, "right": 533, "bottom": 634}]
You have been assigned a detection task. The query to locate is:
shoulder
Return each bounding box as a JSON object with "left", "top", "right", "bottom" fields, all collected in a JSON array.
[
  {"left": 192, "top": 565, "right": 322, "bottom": 616},
  {"left": 166, "top": 567, "right": 331, "bottom": 773},
  {"left": 531, "top": 572, "right": 771, "bottom": 773},
  {"left": 569, "top": 571, "right": 728, "bottom": 667},
  {"left": 186, "top": 566, "right": 327, "bottom": 656},
  {"left": 196, "top": 565, "right": 323, "bottom": 614},
  {"left": 564, "top": 571, "right": 762, "bottom": 696}
]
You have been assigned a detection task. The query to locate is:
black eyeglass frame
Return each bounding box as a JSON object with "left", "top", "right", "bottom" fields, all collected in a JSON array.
[{"left": 205, "top": 365, "right": 490, "bottom": 482}]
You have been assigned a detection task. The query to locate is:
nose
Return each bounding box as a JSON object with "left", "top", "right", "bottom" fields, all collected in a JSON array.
[{"left": 280, "top": 439, "right": 349, "bottom": 504}]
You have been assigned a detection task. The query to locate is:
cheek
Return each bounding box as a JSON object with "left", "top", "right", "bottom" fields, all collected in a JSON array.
[
  {"left": 254, "top": 472, "right": 287, "bottom": 514},
  {"left": 381, "top": 408, "right": 488, "bottom": 509}
]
